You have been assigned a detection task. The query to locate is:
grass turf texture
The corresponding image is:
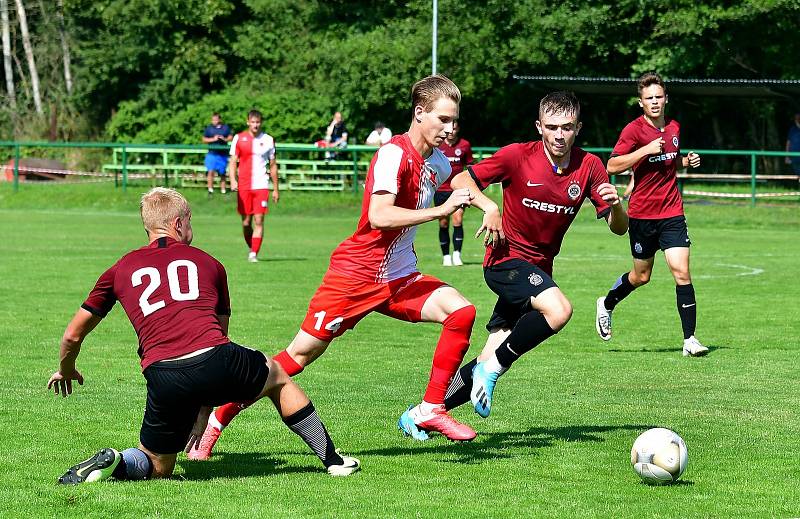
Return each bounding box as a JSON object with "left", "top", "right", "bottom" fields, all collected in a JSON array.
[{"left": 1, "top": 183, "right": 799, "bottom": 518}]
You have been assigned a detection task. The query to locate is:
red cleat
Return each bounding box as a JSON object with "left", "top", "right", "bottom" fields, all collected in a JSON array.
[
  {"left": 187, "top": 423, "right": 221, "bottom": 460},
  {"left": 416, "top": 406, "right": 476, "bottom": 442}
]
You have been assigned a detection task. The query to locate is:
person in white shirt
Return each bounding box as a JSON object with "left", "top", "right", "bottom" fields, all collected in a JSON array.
[{"left": 365, "top": 121, "right": 393, "bottom": 146}]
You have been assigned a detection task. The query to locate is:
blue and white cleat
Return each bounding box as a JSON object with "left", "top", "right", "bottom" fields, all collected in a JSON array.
[
  {"left": 470, "top": 361, "right": 500, "bottom": 418},
  {"left": 397, "top": 405, "right": 430, "bottom": 441},
  {"left": 58, "top": 448, "right": 121, "bottom": 484}
]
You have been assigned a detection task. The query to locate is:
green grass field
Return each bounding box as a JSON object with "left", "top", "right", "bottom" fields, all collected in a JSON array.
[{"left": 1, "top": 183, "right": 799, "bottom": 518}]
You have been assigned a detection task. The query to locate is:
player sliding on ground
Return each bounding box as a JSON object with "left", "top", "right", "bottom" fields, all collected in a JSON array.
[
  {"left": 47, "top": 188, "right": 359, "bottom": 484},
  {"left": 594, "top": 72, "right": 708, "bottom": 357},
  {"left": 189, "top": 75, "right": 479, "bottom": 456},
  {"left": 441, "top": 91, "right": 628, "bottom": 418}
]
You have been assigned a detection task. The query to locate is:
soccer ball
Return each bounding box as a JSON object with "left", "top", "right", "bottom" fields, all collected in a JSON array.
[{"left": 630, "top": 428, "right": 688, "bottom": 484}]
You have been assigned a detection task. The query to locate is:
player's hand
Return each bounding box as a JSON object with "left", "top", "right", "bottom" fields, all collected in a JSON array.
[
  {"left": 476, "top": 206, "right": 505, "bottom": 248},
  {"left": 272, "top": 189, "right": 280, "bottom": 203},
  {"left": 230, "top": 179, "right": 238, "bottom": 192},
  {"left": 597, "top": 183, "right": 621, "bottom": 206},
  {"left": 645, "top": 137, "right": 665, "bottom": 155},
  {"left": 686, "top": 151, "right": 701, "bottom": 168},
  {"left": 443, "top": 188, "right": 473, "bottom": 215},
  {"left": 47, "top": 368, "right": 84, "bottom": 398},
  {"left": 185, "top": 406, "right": 213, "bottom": 453}
]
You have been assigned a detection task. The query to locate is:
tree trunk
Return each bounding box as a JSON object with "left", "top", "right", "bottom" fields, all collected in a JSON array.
[
  {"left": 14, "top": 0, "right": 42, "bottom": 115},
  {"left": 56, "top": 0, "right": 71, "bottom": 94},
  {"left": 0, "top": 0, "right": 14, "bottom": 109}
]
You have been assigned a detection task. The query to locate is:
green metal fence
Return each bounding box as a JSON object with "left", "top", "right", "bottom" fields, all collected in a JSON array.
[{"left": 2, "top": 141, "right": 799, "bottom": 207}]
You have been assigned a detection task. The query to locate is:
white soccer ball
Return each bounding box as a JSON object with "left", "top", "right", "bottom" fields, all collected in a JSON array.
[{"left": 630, "top": 428, "right": 688, "bottom": 485}]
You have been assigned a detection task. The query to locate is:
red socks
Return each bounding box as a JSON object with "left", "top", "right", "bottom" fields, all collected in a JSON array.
[
  {"left": 423, "top": 305, "right": 476, "bottom": 404},
  {"left": 250, "top": 236, "right": 262, "bottom": 255},
  {"left": 273, "top": 350, "right": 304, "bottom": 376},
  {"left": 213, "top": 401, "right": 253, "bottom": 428}
]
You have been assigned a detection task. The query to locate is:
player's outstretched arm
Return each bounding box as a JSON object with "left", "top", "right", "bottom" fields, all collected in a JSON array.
[
  {"left": 597, "top": 183, "right": 628, "bottom": 235},
  {"left": 607, "top": 138, "right": 665, "bottom": 174},
  {"left": 47, "top": 308, "right": 102, "bottom": 397},
  {"left": 368, "top": 190, "right": 473, "bottom": 230},
  {"left": 450, "top": 171, "right": 504, "bottom": 247}
]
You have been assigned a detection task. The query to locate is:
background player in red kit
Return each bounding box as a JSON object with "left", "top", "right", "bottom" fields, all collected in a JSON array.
[
  {"left": 191, "top": 75, "right": 479, "bottom": 455},
  {"left": 47, "top": 188, "right": 358, "bottom": 484},
  {"left": 442, "top": 91, "right": 628, "bottom": 418},
  {"left": 595, "top": 72, "right": 707, "bottom": 357},
  {"left": 229, "top": 109, "right": 279, "bottom": 263},
  {"left": 435, "top": 120, "right": 474, "bottom": 266}
]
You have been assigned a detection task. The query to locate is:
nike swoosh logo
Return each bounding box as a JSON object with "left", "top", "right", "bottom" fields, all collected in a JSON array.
[
  {"left": 681, "top": 304, "right": 696, "bottom": 308},
  {"left": 527, "top": 181, "right": 543, "bottom": 187}
]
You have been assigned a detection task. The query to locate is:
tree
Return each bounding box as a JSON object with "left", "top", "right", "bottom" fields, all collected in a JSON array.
[
  {"left": 14, "top": 0, "right": 42, "bottom": 115},
  {"left": 0, "top": 0, "right": 14, "bottom": 110}
]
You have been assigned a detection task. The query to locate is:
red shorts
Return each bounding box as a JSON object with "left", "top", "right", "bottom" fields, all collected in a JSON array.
[
  {"left": 237, "top": 189, "right": 269, "bottom": 215},
  {"left": 300, "top": 270, "right": 448, "bottom": 341}
]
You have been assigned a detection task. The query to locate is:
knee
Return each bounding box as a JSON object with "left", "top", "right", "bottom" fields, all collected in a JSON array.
[
  {"left": 630, "top": 271, "right": 651, "bottom": 287},
  {"left": 444, "top": 304, "right": 476, "bottom": 331},
  {"left": 673, "top": 271, "right": 691, "bottom": 285},
  {"left": 149, "top": 458, "right": 176, "bottom": 479},
  {"left": 542, "top": 300, "right": 572, "bottom": 331}
]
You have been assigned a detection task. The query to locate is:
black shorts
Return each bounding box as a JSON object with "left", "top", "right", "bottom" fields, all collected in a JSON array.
[
  {"left": 483, "top": 259, "right": 558, "bottom": 331},
  {"left": 140, "top": 342, "right": 269, "bottom": 454},
  {"left": 433, "top": 190, "right": 451, "bottom": 207},
  {"left": 628, "top": 215, "right": 691, "bottom": 259}
]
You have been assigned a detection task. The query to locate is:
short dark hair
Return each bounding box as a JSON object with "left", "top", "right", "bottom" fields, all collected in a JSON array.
[
  {"left": 248, "top": 109, "right": 262, "bottom": 120},
  {"left": 637, "top": 72, "right": 666, "bottom": 96},
  {"left": 539, "top": 91, "right": 580, "bottom": 121},
  {"left": 374, "top": 121, "right": 384, "bottom": 129},
  {"left": 211, "top": 112, "right": 221, "bottom": 117}
]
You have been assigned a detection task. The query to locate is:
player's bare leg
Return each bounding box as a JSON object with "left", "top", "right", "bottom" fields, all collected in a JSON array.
[
  {"left": 665, "top": 247, "right": 706, "bottom": 356},
  {"left": 399, "top": 286, "right": 477, "bottom": 441}
]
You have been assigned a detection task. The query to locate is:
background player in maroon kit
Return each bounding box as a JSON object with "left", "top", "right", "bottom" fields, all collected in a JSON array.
[
  {"left": 229, "top": 110, "right": 280, "bottom": 263},
  {"left": 442, "top": 91, "right": 628, "bottom": 418},
  {"left": 191, "top": 76, "right": 479, "bottom": 455},
  {"left": 47, "top": 188, "right": 358, "bottom": 484},
  {"left": 595, "top": 72, "right": 707, "bottom": 357},
  {"left": 435, "top": 120, "right": 474, "bottom": 266}
]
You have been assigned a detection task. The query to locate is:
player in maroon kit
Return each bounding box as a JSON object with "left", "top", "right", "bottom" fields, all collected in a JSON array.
[
  {"left": 441, "top": 91, "right": 628, "bottom": 418},
  {"left": 189, "top": 76, "right": 479, "bottom": 456},
  {"left": 229, "top": 110, "right": 280, "bottom": 263},
  {"left": 594, "top": 72, "right": 707, "bottom": 357},
  {"left": 435, "top": 120, "right": 474, "bottom": 266},
  {"left": 47, "top": 188, "right": 358, "bottom": 484}
]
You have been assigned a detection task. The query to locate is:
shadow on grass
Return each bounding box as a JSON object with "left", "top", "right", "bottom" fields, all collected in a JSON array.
[
  {"left": 608, "top": 344, "right": 728, "bottom": 354},
  {"left": 357, "top": 424, "right": 648, "bottom": 465},
  {"left": 177, "top": 451, "right": 319, "bottom": 480}
]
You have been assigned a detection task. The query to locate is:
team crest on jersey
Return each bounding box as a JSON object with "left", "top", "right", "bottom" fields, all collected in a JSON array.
[
  {"left": 672, "top": 136, "right": 679, "bottom": 147},
  {"left": 567, "top": 182, "right": 581, "bottom": 201},
  {"left": 455, "top": 148, "right": 462, "bottom": 156},
  {"left": 634, "top": 242, "right": 643, "bottom": 254},
  {"left": 529, "top": 273, "right": 543, "bottom": 286}
]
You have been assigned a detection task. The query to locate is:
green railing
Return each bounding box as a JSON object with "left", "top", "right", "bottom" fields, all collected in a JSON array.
[{"left": 2, "top": 141, "right": 799, "bottom": 206}]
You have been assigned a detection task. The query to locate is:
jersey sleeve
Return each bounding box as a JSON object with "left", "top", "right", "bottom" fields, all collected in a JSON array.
[
  {"left": 468, "top": 144, "right": 518, "bottom": 190},
  {"left": 371, "top": 143, "right": 404, "bottom": 194},
  {"left": 229, "top": 134, "right": 240, "bottom": 157},
  {"left": 268, "top": 137, "right": 276, "bottom": 161},
  {"left": 223, "top": 125, "right": 232, "bottom": 137},
  {"left": 611, "top": 123, "right": 639, "bottom": 158},
  {"left": 81, "top": 264, "right": 118, "bottom": 318},
  {"left": 213, "top": 259, "right": 231, "bottom": 316},
  {"left": 586, "top": 155, "right": 612, "bottom": 219},
  {"left": 203, "top": 126, "right": 213, "bottom": 138}
]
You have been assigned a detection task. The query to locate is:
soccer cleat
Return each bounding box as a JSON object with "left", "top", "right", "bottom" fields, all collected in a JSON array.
[
  {"left": 247, "top": 252, "right": 259, "bottom": 263},
  {"left": 470, "top": 361, "right": 500, "bottom": 418},
  {"left": 595, "top": 297, "right": 612, "bottom": 341},
  {"left": 452, "top": 251, "right": 463, "bottom": 266},
  {"left": 397, "top": 405, "right": 430, "bottom": 441},
  {"left": 327, "top": 453, "right": 361, "bottom": 476},
  {"left": 682, "top": 336, "right": 709, "bottom": 357},
  {"left": 415, "top": 406, "right": 476, "bottom": 442},
  {"left": 442, "top": 254, "right": 452, "bottom": 267},
  {"left": 187, "top": 423, "right": 222, "bottom": 460},
  {"left": 58, "top": 448, "right": 121, "bottom": 484}
]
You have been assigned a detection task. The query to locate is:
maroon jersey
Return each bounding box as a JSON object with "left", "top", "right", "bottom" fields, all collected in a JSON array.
[
  {"left": 470, "top": 141, "right": 611, "bottom": 273},
  {"left": 612, "top": 116, "right": 683, "bottom": 219},
  {"left": 82, "top": 237, "right": 231, "bottom": 370},
  {"left": 437, "top": 137, "right": 474, "bottom": 191}
]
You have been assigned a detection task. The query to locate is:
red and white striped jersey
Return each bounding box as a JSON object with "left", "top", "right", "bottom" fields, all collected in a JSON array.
[
  {"left": 328, "top": 133, "right": 451, "bottom": 283},
  {"left": 230, "top": 131, "right": 276, "bottom": 190}
]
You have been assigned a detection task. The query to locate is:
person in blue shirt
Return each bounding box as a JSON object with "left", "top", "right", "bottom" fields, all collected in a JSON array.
[
  {"left": 786, "top": 112, "right": 800, "bottom": 174},
  {"left": 203, "top": 113, "right": 233, "bottom": 195}
]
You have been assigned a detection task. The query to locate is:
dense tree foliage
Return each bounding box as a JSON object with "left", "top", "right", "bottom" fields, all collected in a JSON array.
[{"left": 1, "top": 0, "right": 798, "bottom": 151}]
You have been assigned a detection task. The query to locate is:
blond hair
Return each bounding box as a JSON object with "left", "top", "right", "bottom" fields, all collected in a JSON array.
[
  {"left": 411, "top": 74, "right": 461, "bottom": 112},
  {"left": 140, "top": 187, "right": 191, "bottom": 233}
]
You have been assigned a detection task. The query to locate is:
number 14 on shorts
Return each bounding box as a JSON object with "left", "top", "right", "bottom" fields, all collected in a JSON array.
[{"left": 313, "top": 311, "right": 344, "bottom": 333}]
